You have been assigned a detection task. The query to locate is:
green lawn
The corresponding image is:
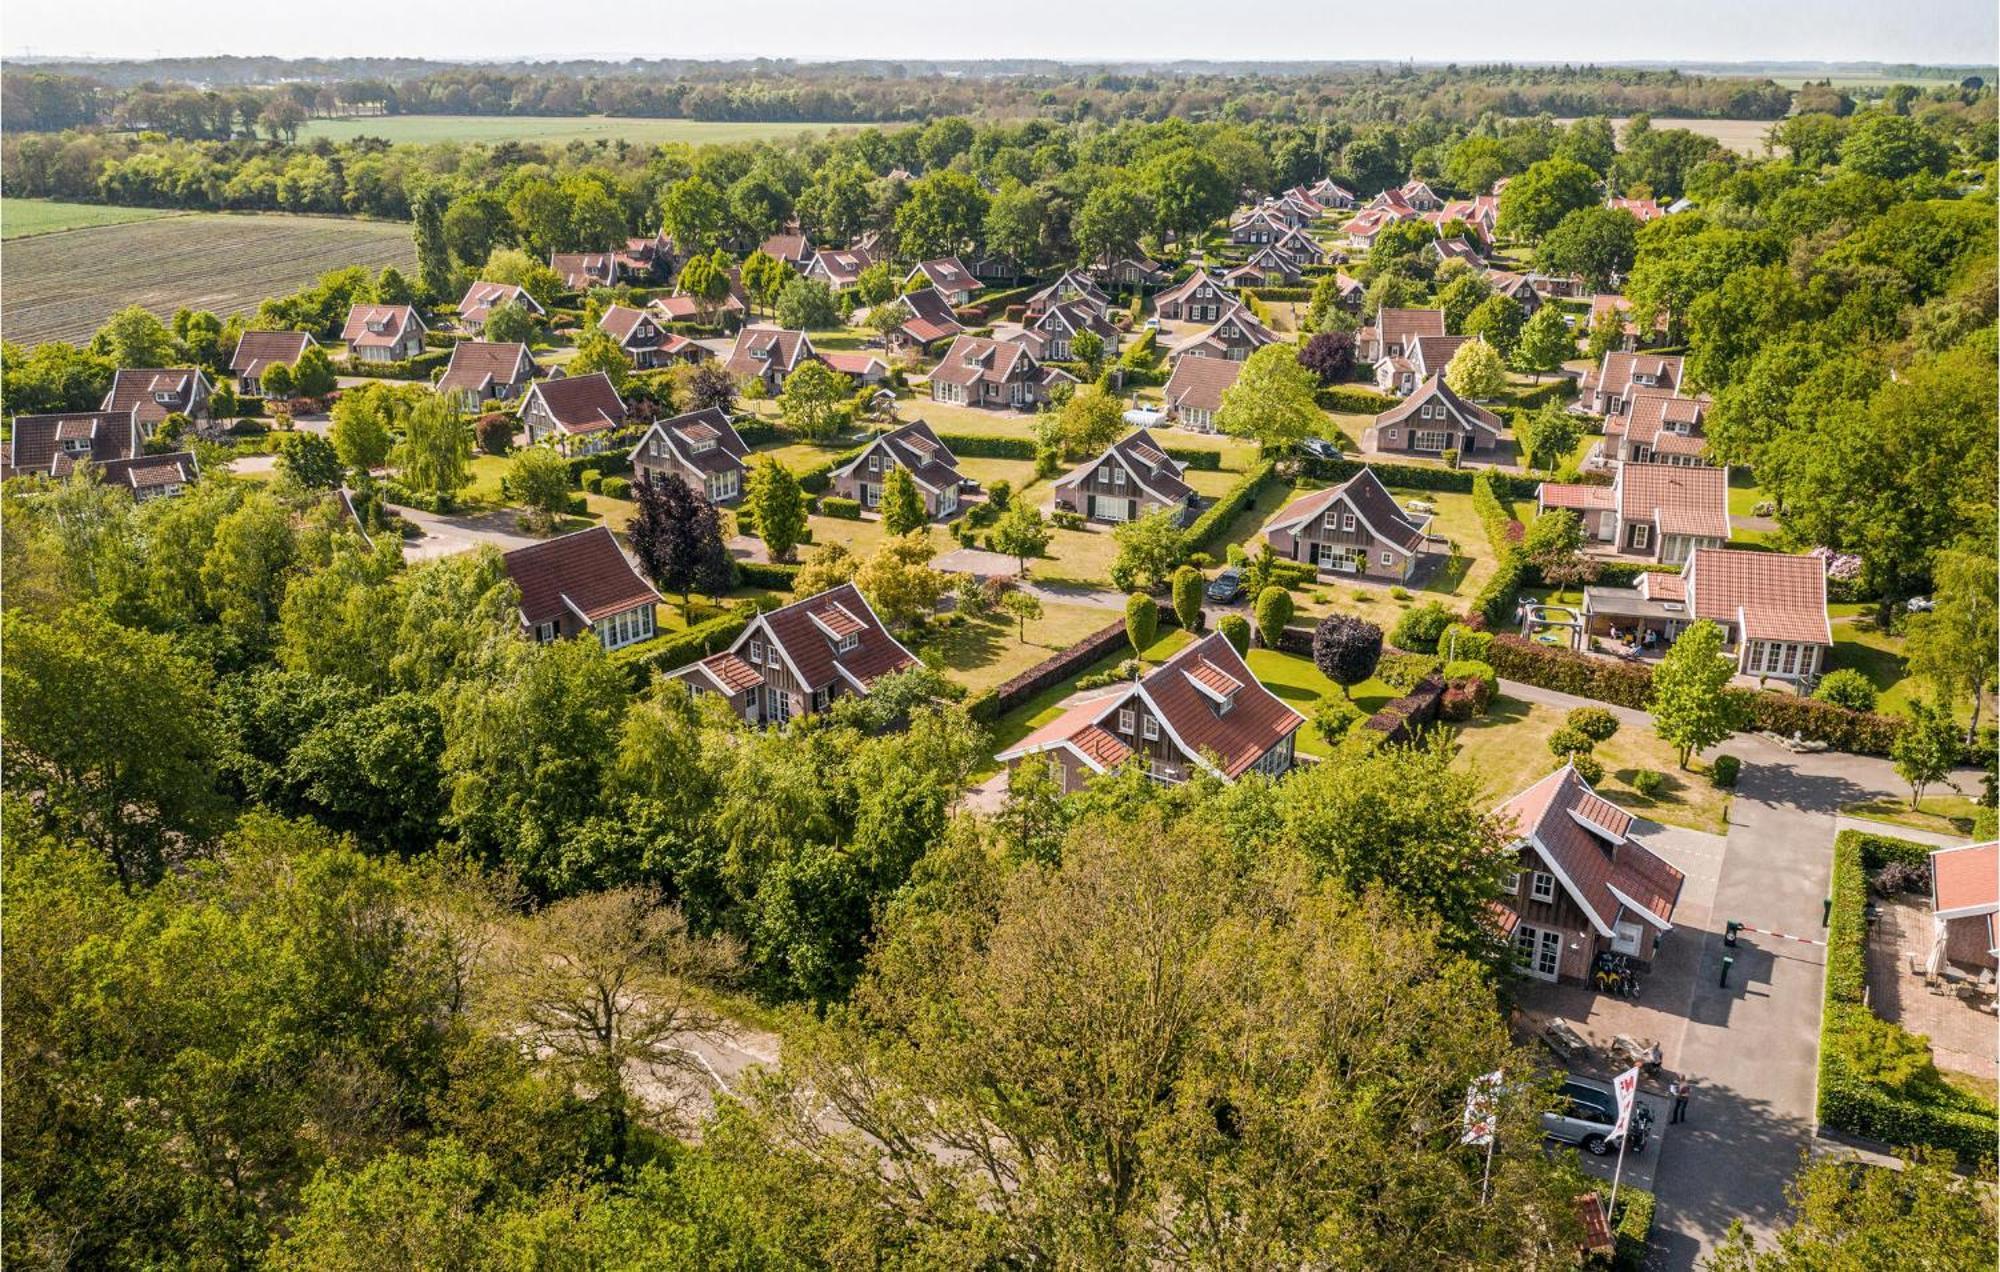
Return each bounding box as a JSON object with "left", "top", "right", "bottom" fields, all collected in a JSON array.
[
  {"left": 1451, "top": 695, "right": 1734, "bottom": 834},
  {"left": 1031, "top": 523, "right": 1126, "bottom": 589},
  {"left": 1841, "top": 794, "right": 1987, "bottom": 838},
  {"left": 916, "top": 599, "right": 1117, "bottom": 694},
  {"left": 979, "top": 627, "right": 1194, "bottom": 773},
  {"left": 292, "top": 114, "right": 881, "bottom": 146},
  {"left": 1, "top": 198, "right": 181, "bottom": 239},
  {"left": 1241, "top": 648, "right": 1395, "bottom": 759}
]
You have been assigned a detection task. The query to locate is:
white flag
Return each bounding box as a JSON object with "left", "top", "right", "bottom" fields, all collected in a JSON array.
[
  {"left": 1461, "top": 1069, "right": 1503, "bottom": 1145},
  {"left": 1611, "top": 1064, "right": 1641, "bottom": 1141}
]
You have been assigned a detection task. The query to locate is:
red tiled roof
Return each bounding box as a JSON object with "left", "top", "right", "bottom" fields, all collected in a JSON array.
[
  {"left": 230, "top": 330, "right": 314, "bottom": 376},
  {"left": 1932, "top": 842, "right": 1999, "bottom": 917},
  {"left": 1374, "top": 374, "right": 1504, "bottom": 437},
  {"left": 5, "top": 412, "right": 139, "bottom": 476},
  {"left": 1595, "top": 351, "right": 1685, "bottom": 403},
  {"left": 725, "top": 326, "right": 813, "bottom": 379},
  {"left": 501, "top": 525, "right": 661, "bottom": 627},
  {"left": 1265, "top": 466, "right": 1429, "bottom": 553},
  {"left": 437, "top": 342, "right": 534, "bottom": 396},
  {"left": 342, "top": 305, "right": 421, "bottom": 350},
  {"left": 1685, "top": 549, "right": 1832, "bottom": 645},
  {"left": 699, "top": 651, "right": 764, "bottom": 694},
  {"left": 1540, "top": 482, "right": 1617, "bottom": 512},
  {"left": 527, "top": 372, "right": 627, "bottom": 434},
  {"left": 821, "top": 351, "right": 885, "bottom": 378},
  {"left": 745, "top": 582, "right": 918, "bottom": 694},
  {"left": 1496, "top": 764, "right": 1685, "bottom": 936},
  {"left": 103, "top": 368, "right": 205, "bottom": 425},
  {"left": 1137, "top": 632, "right": 1304, "bottom": 777},
  {"left": 908, "top": 257, "right": 983, "bottom": 292},
  {"left": 459, "top": 281, "right": 542, "bottom": 323},
  {"left": 1617, "top": 465, "right": 1729, "bottom": 540},
  {"left": 1624, "top": 392, "right": 1709, "bottom": 449},
  {"left": 1374, "top": 307, "right": 1447, "bottom": 353}
]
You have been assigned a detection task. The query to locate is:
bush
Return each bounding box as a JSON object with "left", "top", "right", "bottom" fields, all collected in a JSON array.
[
  {"left": 1813, "top": 667, "right": 1880, "bottom": 714},
  {"left": 1317, "top": 385, "right": 1401, "bottom": 414},
  {"left": 1566, "top": 705, "right": 1621, "bottom": 742},
  {"left": 820, "top": 496, "right": 862, "bottom": 520},
  {"left": 1313, "top": 693, "right": 1366, "bottom": 744},
  {"left": 1872, "top": 858, "right": 1932, "bottom": 897},
  {"left": 1630, "top": 769, "right": 1666, "bottom": 798},
  {"left": 1439, "top": 683, "right": 1481, "bottom": 722},
  {"left": 734, "top": 560, "right": 800, "bottom": 591},
  {"left": 1612, "top": 1188, "right": 1655, "bottom": 1272},
  {"left": 600, "top": 476, "right": 631, "bottom": 500},
  {"left": 1391, "top": 600, "right": 1456, "bottom": 653},
  {"left": 1569, "top": 753, "right": 1605, "bottom": 784},
  {"left": 1442, "top": 659, "right": 1497, "bottom": 711},
  {"left": 1254, "top": 586, "right": 1294, "bottom": 647},
  {"left": 1710, "top": 754, "right": 1740, "bottom": 788},
  {"left": 475, "top": 413, "right": 515, "bottom": 456},
  {"left": 1050, "top": 509, "right": 1085, "bottom": 530},
  {"left": 1125, "top": 592, "right": 1159, "bottom": 654},
  {"left": 1376, "top": 651, "right": 1442, "bottom": 693},
  {"left": 578, "top": 468, "right": 603, "bottom": 493},
  {"left": 1436, "top": 622, "right": 1492, "bottom": 664},
  {"left": 1547, "top": 725, "right": 1596, "bottom": 758},
  {"left": 1388, "top": 585, "right": 1411, "bottom": 601},
  {"left": 1217, "top": 613, "right": 1251, "bottom": 654}
]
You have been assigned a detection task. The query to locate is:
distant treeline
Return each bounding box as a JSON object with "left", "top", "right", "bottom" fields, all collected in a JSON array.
[{"left": 0, "top": 62, "right": 1818, "bottom": 136}]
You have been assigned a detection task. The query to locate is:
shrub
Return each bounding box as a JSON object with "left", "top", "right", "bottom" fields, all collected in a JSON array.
[
  {"left": 600, "top": 476, "right": 631, "bottom": 500},
  {"left": 580, "top": 468, "right": 603, "bottom": 493},
  {"left": 1391, "top": 600, "right": 1456, "bottom": 652},
  {"left": 1388, "top": 585, "right": 1411, "bottom": 601},
  {"left": 1439, "top": 683, "right": 1481, "bottom": 722},
  {"left": 1313, "top": 693, "right": 1366, "bottom": 744},
  {"left": 1872, "top": 858, "right": 1932, "bottom": 897},
  {"left": 1569, "top": 753, "right": 1605, "bottom": 784},
  {"left": 1125, "top": 592, "right": 1159, "bottom": 655},
  {"left": 475, "top": 413, "right": 514, "bottom": 455},
  {"left": 1439, "top": 622, "right": 1493, "bottom": 662},
  {"left": 1566, "top": 705, "right": 1621, "bottom": 742},
  {"left": 1442, "top": 659, "right": 1497, "bottom": 712},
  {"left": 1547, "top": 725, "right": 1595, "bottom": 758},
  {"left": 820, "top": 496, "right": 862, "bottom": 520},
  {"left": 1217, "top": 613, "right": 1251, "bottom": 655},
  {"left": 1050, "top": 509, "right": 1085, "bottom": 530},
  {"left": 1630, "top": 769, "right": 1666, "bottom": 798},
  {"left": 1172, "top": 565, "right": 1206, "bottom": 632},
  {"left": 1376, "top": 651, "right": 1443, "bottom": 693},
  {"left": 1254, "top": 586, "right": 1294, "bottom": 647},
  {"left": 1813, "top": 667, "right": 1880, "bottom": 714},
  {"left": 1710, "top": 754, "right": 1741, "bottom": 787},
  {"left": 1184, "top": 461, "right": 1277, "bottom": 553},
  {"left": 1612, "top": 1188, "right": 1655, "bottom": 1272}
]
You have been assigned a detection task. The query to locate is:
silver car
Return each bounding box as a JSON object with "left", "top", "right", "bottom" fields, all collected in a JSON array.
[{"left": 1540, "top": 1076, "right": 1651, "bottom": 1156}]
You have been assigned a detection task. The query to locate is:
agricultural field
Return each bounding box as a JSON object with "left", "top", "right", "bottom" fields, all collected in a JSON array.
[
  {"left": 293, "top": 114, "right": 880, "bottom": 147},
  {"left": 1, "top": 198, "right": 182, "bottom": 240},
  {"left": 1546, "top": 116, "right": 1777, "bottom": 157},
  {"left": 2, "top": 212, "right": 415, "bottom": 345}
]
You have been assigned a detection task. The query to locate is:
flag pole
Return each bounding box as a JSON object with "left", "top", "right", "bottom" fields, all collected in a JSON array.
[
  {"left": 1608, "top": 1124, "right": 1628, "bottom": 1218},
  {"left": 1480, "top": 1133, "right": 1495, "bottom": 1205}
]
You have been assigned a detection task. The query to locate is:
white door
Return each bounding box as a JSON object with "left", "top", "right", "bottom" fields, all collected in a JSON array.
[{"left": 1514, "top": 924, "right": 1562, "bottom": 982}]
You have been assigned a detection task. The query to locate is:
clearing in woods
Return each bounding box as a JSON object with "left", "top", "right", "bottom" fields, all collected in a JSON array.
[
  {"left": 292, "top": 114, "right": 881, "bottom": 146},
  {"left": 1, "top": 212, "right": 415, "bottom": 345},
  {"left": 2, "top": 198, "right": 183, "bottom": 239},
  {"left": 1545, "top": 116, "right": 1777, "bottom": 157}
]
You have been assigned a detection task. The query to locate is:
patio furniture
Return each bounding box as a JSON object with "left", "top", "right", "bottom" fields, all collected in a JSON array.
[
  {"left": 1541, "top": 1017, "right": 1590, "bottom": 1064},
  {"left": 1610, "top": 1035, "right": 1663, "bottom": 1075}
]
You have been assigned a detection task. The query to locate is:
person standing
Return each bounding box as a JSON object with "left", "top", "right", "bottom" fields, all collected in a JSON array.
[{"left": 1670, "top": 1077, "right": 1692, "bottom": 1124}]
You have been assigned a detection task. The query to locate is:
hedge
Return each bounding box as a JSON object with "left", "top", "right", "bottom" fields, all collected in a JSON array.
[
  {"left": 1299, "top": 455, "right": 1541, "bottom": 500},
  {"left": 1162, "top": 446, "right": 1223, "bottom": 471},
  {"left": 794, "top": 444, "right": 870, "bottom": 495},
  {"left": 1502, "top": 379, "right": 1577, "bottom": 411},
  {"left": 336, "top": 349, "right": 453, "bottom": 381},
  {"left": 1184, "top": 460, "right": 1277, "bottom": 554},
  {"left": 933, "top": 432, "right": 1036, "bottom": 460},
  {"left": 970, "top": 600, "right": 1176, "bottom": 724},
  {"left": 1470, "top": 474, "right": 1531, "bottom": 627},
  {"left": 1818, "top": 830, "right": 1999, "bottom": 1165},
  {"left": 735, "top": 421, "right": 784, "bottom": 447},
  {"left": 818, "top": 495, "right": 862, "bottom": 520},
  {"left": 1318, "top": 385, "right": 1402, "bottom": 414},
  {"left": 1485, "top": 635, "right": 1907, "bottom": 756},
  {"left": 565, "top": 449, "right": 634, "bottom": 484},
  {"left": 734, "top": 560, "right": 801, "bottom": 590},
  {"left": 609, "top": 609, "right": 754, "bottom": 689},
  {"left": 1363, "top": 675, "right": 1446, "bottom": 744},
  {"left": 1611, "top": 1188, "right": 1655, "bottom": 1272}
]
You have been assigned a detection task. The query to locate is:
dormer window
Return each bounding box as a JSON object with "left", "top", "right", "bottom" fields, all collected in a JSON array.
[
  {"left": 154, "top": 391, "right": 173, "bottom": 404},
  {"left": 61, "top": 437, "right": 91, "bottom": 453},
  {"left": 751, "top": 345, "right": 772, "bottom": 360},
  {"left": 836, "top": 632, "right": 858, "bottom": 653},
  {"left": 367, "top": 320, "right": 387, "bottom": 333}
]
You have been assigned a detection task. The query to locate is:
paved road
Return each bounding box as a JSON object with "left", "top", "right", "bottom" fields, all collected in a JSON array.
[{"left": 389, "top": 502, "right": 539, "bottom": 560}]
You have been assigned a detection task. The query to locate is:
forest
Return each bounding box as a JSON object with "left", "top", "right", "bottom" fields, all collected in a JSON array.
[{"left": 3, "top": 87, "right": 1998, "bottom": 1266}]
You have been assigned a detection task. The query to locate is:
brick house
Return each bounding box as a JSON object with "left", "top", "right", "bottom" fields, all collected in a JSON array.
[
  {"left": 1485, "top": 271, "right": 1545, "bottom": 316},
  {"left": 828, "top": 419, "right": 963, "bottom": 519},
  {"left": 904, "top": 257, "right": 984, "bottom": 307},
  {"left": 629, "top": 407, "right": 748, "bottom": 505},
  {"left": 1170, "top": 302, "right": 1281, "bottom": 363},
  {"left": 1602, "top": 392, "right": 1714, "bottom": 467},
  {"left": 519, "top": 372, "right": 629, "bottom": 455},
  {"left": 1261, "top": 465, "right": 1433, "bottom": 581},
  {"left": 551, "top": 252, "right": 618, "bottom": 292},
  {"left": 928, "top": 335, "right": 1070, "bottom": 410},
  {"left": 1227, "top": 209, "right": 1293, "bottom": 247},
  {"left": 1162, "top": 355, "right": 1242, "bottom": 433},
  {"left": 885, "top": 288, "right": 964, "bottom": 355},
  {"left": 341, "top": 305, "right": 427, "bottom": 363},
  {"left": 1051, "top": 428, "right": 1195, "bottom": 524},
  {"left": 1025, "top": 270, "right": 1110, "bottom": 320},
  {"left": 671, "top": 583, "right": 919, "bottom": 725},
  {"left": 1374, "top": 333, "right": 1468, "bottom": 396},
  {"left": 502, "top": 525, "right": 662, "bottom": 650},
  {"left": 1588, "top": 293, "right": 1668, "bottom": 351},
  {"left": 1579, "top": 549, "right": 1832, "bottom": 684},
  {"left": 757, "top": 232, "right": 816, "bottom": 269},
  {"left": 1026, "top": 300, "right": 1121, "bottom": 361},
  {"left": 457, "top": 281, "right": 545, "bottom": 333},
  {"left": 229, "top": 330, "right": 317, "bottom": 392},
  {"left": 724, "top": 326, "right": 818, "bottom": 393},
  {"left": 1928, "top": 842, "right": 1999, "bottom": 974},
  {"left": 436, "top": 341, "right": 537, "bottom": 407},
  {"left": 1494, "top": 764, "right": 1685, "bottom": 986},
  {"left": 3, "top": 410, "right": 199, "bottom": 500},
  {"left": 1361, "top": 374, "right": 1504, "bottom": 456},
  {"left": 1356, "top": 306, "right": 1446, "bottom": 364},
  {"left": 1538, "top": 463, "right": 1730, "bottom": 563},
  {"left": 1308, "top": 178, "right": 1355, "bottom": 208},
  {"left": 599, "top": 304, "right": 707, "bottom": 369},
  {"left": 102, "top": 368, "right": 212, "bottom": 437},
  {"left": 1154, "top": 269, "right": 1233, "bottom": 324},
  {"left": 996, "top": 631, "right": 1303, "bottom": 790},
  {"left": 1583, "top": 351, "right": 1686, "bottom": 418}
]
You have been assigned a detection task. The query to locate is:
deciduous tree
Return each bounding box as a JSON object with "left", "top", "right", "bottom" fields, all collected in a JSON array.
[
  {"left": 1312, "top": 614, "right": 1383, "bottom": 698},
  {"left": 777, "top": 359, "right": 847, "bottom": 441},
  {"left": 1443, "top": 338, "right": 1507, "bottom": 400},
  {"left": 1649, "top": 618, "right": 1736, "bottom": 767},
  {"left": 743, "top": 456, "right": 806, "bottom": 562},
  {"left": 1216, "top": 342, "right": 1323, "bottom": 453}
]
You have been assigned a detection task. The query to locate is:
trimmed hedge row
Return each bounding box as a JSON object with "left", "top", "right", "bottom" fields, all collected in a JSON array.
[
  {"left": 1185, "top": 460, "right": 1277, "bottom": 554},
  {"left": 819, "top": 496, "right": 862, "bottom": 520},
  {"left": 1485, "top": 635, "right": 1908, "bottom": 756},
  {"left": 934, "top": 432, "right": 1035, "bottom": 460},
  {"left": 1470, "top": 474, "right": 1531, "bottom": 627},
  {"left": 1363, "top": 675, "right": 1447, "bottom": 743},
  {"left": 1300, "top": 456, "right": 1542, "bottom": 500},
  {"left": 565, "top": 449, "right": 634, "bottom": 484},
  {"left": 794, "top": 444, "right": 870, "bottom": 495},
  {"left": 1319, "top": 385, "right": 1402, "bottom": 414},
  {"left": 965, "top": 600, "right": 1175, "bottom": 724},
  {"left": 336, "top": 349, "right": 453, "bottom": 381},
  {"left": 1162, "top": 445, "right": 1223, "bottom": 471},
  {"left": 1502, "top": 379, "right": 1577, "bottom": 411},
  {"left": 733, "top": 560, "right": 800, "bottom": 590},
  {"left": 735, "top": 421, "right": 784, "bottom": 447},
  {"left": 1612, "top": 1188, "right": 1655, "bottom": 1272},
  {"left": 609, "top": 609, "right": 754, "bottom": 689},
  {"left": 1819, "top": 830, "right": 1999, "bottom": 1165}
]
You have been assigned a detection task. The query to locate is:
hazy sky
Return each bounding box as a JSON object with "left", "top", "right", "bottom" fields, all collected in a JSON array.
[{"left": 5, "top": 0, "right": 1995, "bottom": 65}]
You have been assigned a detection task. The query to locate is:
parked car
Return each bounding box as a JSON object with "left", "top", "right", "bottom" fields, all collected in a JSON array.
[
  {"left": 1540, "top": 1076, "right": 1652, "bottom": 1156},
  {"left": 1906, "top": 596, "right": 1935, "bottom": 613},
  {"left": 1298, "top": 436, "right": 1341, "bottom": 460},
  {"left": 1205, "top": 566, "right": 1245, "bottom": 604}
]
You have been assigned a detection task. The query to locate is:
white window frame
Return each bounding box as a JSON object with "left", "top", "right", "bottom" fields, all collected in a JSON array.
[
  {"left": 868, "top": 453, "right": 880, "bottom": 471},
  {"left": 1112, "top": 466, "right": 1127, "bottom": 488},
  {"left": 1380, "top": 552, "right": 1393, "bottom": 566},
  {"left": 1118, "top": 708, "right": 1136, "bottom": 735},
  {"left": 1143, "top": 716, "right": 1160, "bottom": 741},
  {"left": 1502, "top": 871, "right": 1521, "bottom": 894},
  {"left": 1530, "top": 872, "right": 1556, "bottom": 903},
  {"left": 749, "top": 639, "right": 763, "bottom": 664},
  {"left": 1341, "top": 512, "right": 1356, "bottom": 532},
  {"left": 1630, "top": 523, "right": 1653, "bottom": 551}
]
